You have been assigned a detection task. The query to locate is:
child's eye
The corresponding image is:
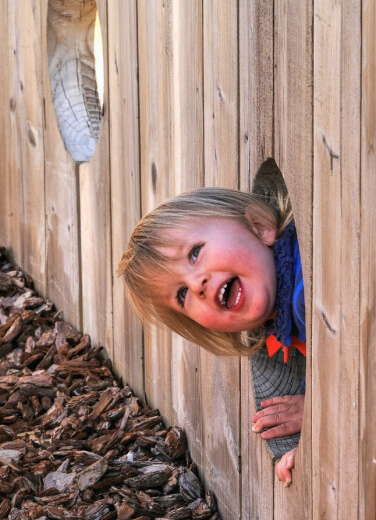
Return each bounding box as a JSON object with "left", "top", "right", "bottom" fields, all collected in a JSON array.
[
  {"left": 176, "top": 286, "right": 188, "bottom": 307},
  {"left": 189, "top": 244, "right": 202, "bottom": 263}
]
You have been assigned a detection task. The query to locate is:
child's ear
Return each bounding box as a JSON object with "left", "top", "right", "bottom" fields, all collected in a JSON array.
[
  {"left": 255, "top": 225, "right": 277, "bottom": 246},
  {"left": 245, "top": 214, "right": 277, "bottom": 246}
]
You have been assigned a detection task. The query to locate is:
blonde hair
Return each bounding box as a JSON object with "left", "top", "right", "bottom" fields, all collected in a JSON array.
[{"left": 118, "top": 185, "right": 293, "bottom": 356}]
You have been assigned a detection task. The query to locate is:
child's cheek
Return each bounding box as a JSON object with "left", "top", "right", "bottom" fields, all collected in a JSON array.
[{"left": 189, "top": 305, "right": 217, "bottom": 330}]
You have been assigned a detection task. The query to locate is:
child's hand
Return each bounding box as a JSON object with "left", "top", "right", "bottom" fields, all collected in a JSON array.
[
  {"left": 251, "top": 394, "right": 304, "bottom": 439},
  {"left": 275, "top": 447, "right": 297, "bottom": 487}
]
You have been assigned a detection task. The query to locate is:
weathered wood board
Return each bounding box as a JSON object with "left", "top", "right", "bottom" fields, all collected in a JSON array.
[
  {"left": 273, "top": 1, "right": 313, "bottom": 516},
  {"left": 0, "top": 0, "right": 46, "bottom": 294},
  {"left": 313, "top": 1, "right": 361, "bottom": 518},
  {"left": 360, "top": 2, "right": 376, "bottom": 519},
  {"left": 107, "top": 0, "right": 144, "bottom": 397}
]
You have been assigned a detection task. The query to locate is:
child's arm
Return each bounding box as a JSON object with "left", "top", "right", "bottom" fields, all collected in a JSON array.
[{"left": 251, "top": 394, "right": 304, "bottom": 439}]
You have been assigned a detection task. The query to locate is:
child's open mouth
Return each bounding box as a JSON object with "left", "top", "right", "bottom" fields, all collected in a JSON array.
[{"left": 217, "top": 277, "right": 242, "bottom": 309}]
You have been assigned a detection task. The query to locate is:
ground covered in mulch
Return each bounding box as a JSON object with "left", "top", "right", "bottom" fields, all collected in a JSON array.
[{"left": 0, "top": 247, "right": 221, "bottom": 520}]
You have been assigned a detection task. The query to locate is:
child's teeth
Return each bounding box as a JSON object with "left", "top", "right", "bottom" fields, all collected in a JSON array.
[
  {"left": 218, "top": 283, "right": 227, "bottom": 304},
  {"left": 218, "top": 280, "right": 241, "bottom": 308}
]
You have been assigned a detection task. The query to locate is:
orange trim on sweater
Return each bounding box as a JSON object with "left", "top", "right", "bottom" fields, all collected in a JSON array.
[{"left": 266, "top": 334, "right": 307, "bottom": 363}]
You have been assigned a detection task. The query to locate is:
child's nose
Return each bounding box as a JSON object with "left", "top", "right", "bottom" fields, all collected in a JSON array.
[{"left": 190, "top": 273, "right": 209, "bottom": 298}]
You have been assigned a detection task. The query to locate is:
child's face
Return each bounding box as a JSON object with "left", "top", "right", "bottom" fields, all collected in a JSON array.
[{"left": 151, "top": 217, "right": 277, "bottom": 333}]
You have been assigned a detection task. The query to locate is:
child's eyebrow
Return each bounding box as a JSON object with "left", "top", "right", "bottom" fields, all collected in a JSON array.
[{"left": 154, "top": 243, "right": 186, "bottom": 261}]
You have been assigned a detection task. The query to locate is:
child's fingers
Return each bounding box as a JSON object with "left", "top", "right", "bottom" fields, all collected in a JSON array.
[
  {"left": 252, "top": 414, "right": 302, "bottom": 436},
  {"left": 275, "top": 448, "right": 297, "bottom": 487},
  {"left": 251, "top": 394, "right": 304, "bottom": 437},
  {"left": 286, "top": 448, "right": 297, "bottom": 469},
  {"left": 260, "top": 394, "right": 303, "bottom": 408},
  {"left": 252, "top": 411, "right": 292, "bottom": 432},
  {"left": 252, "top": 402, "right": 292, "bottom": 422},
  {"left": 261, "top": 395, "right": 295, "bottom": 408},
  {"left": 252, "top": 395, "right": 304, "bottom": 424},
  {"left": 257, "top": 421, "right": 301, "bottom": 439},
  {"left": 275, "top": 456, "right": 292, "bottom": 487}
]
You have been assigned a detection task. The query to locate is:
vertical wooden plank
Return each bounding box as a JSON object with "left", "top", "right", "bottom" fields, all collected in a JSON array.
[
  {"left": 43, "top": 0, "right": 81, "bottom": 328},
  {"left": 273, "top": 1, "right": 313, "bottom": 518},
  {"left": 202, "top": 0, "right": 241, "bottom": 510},
  {"left": 137, "top": 0, "right": 174, "bottom": 421},
  {"left": 138, "top": 0, "right": 173, "bottom": 210},
  {"left": 360, "top": 1, "right": 376, "bottom": 518},
  {"left": 169, "top": 1, "right": 204, "bottom": 195},
  {"left": 196, "top": 352, "right": 240, "bottom": 520},
  {"left": 0, "top": 0, "right": 14, "bottom": 253},
  {"left": 108, "top": 1, "right": 143, "bottom": 395},
  {"left": 1, "top": 0, "right": 46, "bottom": 293},
  {"left": 239, "top": 1, "right": 275, "bottom": 518},
  {"left": 168, "top": 0, "right": 204, "bottom": 471},
  {"left": 313, "top": 1, "right": 360, "bottom": 519},
  {"left": 200, "top": 2, "right": 241, "bottom": 517},
  {"left": 203, "top": 0, "right": 238, "bottom": 188},
  {"left": 274, "top": 0, "right": 313, "bottom": 248},
  {"left": 79, "top": 1, "right": 112, "bottom": 353},
  {"left": 337, "top": 4, "right": 361, "bottom": 515},
  {"left": 138, "top": 0, "right": 205, "bottom": 465},
  {"left": 239, "top": 0, "right": 274, "bottom": 193}
]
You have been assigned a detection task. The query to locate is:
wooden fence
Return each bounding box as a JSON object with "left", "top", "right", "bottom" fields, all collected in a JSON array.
[{"left": 0, "top": 1, "right": 375, "bottom": 519}]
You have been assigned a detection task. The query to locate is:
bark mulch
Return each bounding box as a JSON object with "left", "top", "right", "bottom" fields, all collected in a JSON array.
[{"left": 0, "top": 247, "right": 221, "bottom": 520}]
